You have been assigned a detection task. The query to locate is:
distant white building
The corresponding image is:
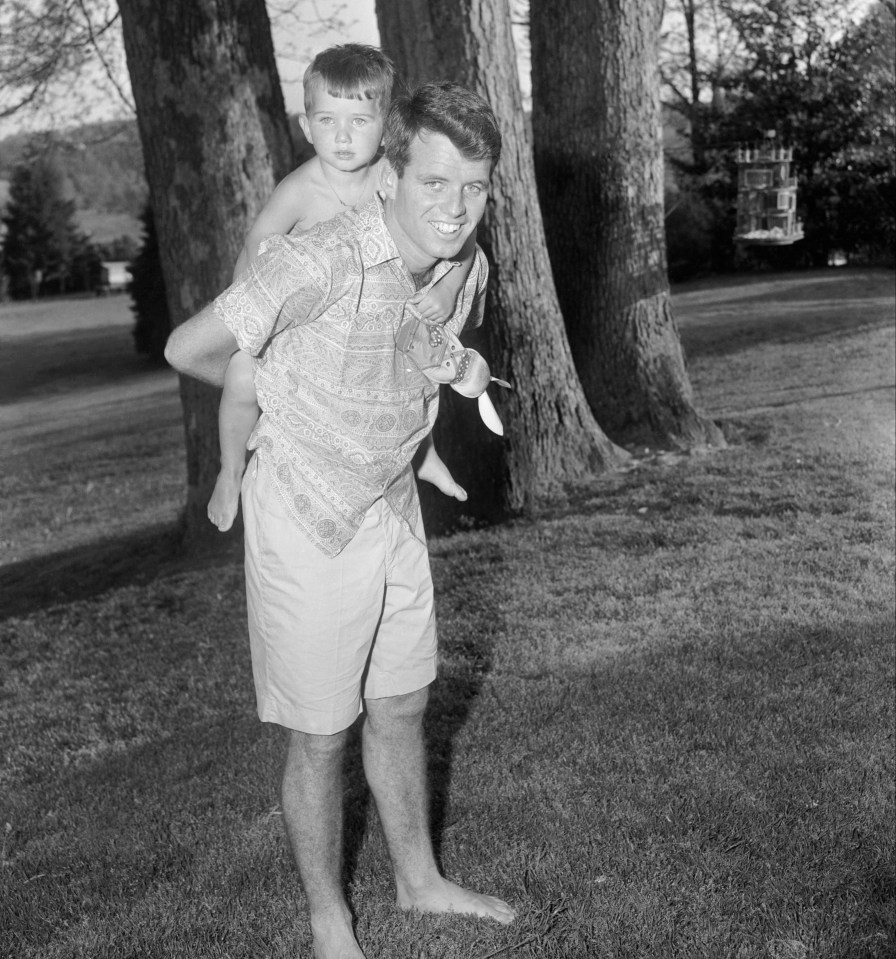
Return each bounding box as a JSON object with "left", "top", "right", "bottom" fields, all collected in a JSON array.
[{"left": 98, "top": 261, "right": 131, "bottom": 293}]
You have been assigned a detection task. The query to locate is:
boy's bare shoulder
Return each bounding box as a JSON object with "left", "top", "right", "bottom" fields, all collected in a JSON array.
[
  {"left": 363, "top": 156, "right": 386, "bottom": 201},
  {"left": 278, "top": 156, "right": 323, "bottom": 193}
]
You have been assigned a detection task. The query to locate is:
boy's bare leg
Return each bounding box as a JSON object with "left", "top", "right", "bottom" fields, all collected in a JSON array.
[
  {"left": 208, "top": 351, "right": 259, "bottom": 531},
  {"left": 282, "top": 729, "right": 366, "bottom": 959},
  {"left": 415, "top": 434, "right": 467, "bottom": 502},
  {"left": 362, "top": 687, "right": 516, "bottom": 925}
]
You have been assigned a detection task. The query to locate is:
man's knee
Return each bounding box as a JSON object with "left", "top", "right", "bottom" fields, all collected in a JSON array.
[
  {"left": 365, "top": 684, "right": 430, "bottom": 730},
  {"left": 285, "top": 726, "right": 348, "bottom": 767}
]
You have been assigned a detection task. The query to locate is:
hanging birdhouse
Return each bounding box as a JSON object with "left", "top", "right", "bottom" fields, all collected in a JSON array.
[{"left": 734, "top": 133, "right": 804, "bottom": 246}]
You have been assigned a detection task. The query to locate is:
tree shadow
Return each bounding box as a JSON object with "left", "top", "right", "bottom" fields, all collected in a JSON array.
[
  {"left": 2, "top": 513, "right": 492, "bottom": 901},
  {"left": 0, "top": 521, "right": 242, "bottom": 621},
  {"left": 0, "top": 325, "right": 165, "bottom": 405},
  {"left": 339, "top": 641, "right": 492, "bottom": 889},
  {"left": 679, "top": 309, "right": 893, "bottom": 360},
  {"left": 675, "top": 268, "right": 895, "bottom": 360}
]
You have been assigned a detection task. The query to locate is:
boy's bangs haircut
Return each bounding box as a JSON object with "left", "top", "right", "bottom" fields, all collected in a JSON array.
[
  {"left": 303, "top": 43, "right": 398, "bottom": 114},
  {"left": 384, "top": 81, "right": 502, "bottom": 178}
]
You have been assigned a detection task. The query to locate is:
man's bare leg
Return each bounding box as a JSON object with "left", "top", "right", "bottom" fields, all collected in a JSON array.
[
  {"left": 281, "top": 729, "right": 366, "bottom": 959},
  {"left": 415, "top": 434, "right": 467, "bottom": 502},
  {"left": 208, "top": 350, "right": 259, "bottom": 532},
  {"left": 362, "top": 687, "right": 515, "bottom": 924}
]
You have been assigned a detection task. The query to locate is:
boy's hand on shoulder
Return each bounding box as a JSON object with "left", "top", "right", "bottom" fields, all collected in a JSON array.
[{"left": 408, "top": 285, "right": 454, "bottom": 325}]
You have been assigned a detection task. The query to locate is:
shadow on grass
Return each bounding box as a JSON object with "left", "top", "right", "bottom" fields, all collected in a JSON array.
[
  {"left": 679, "top": 310, "right": 893, "bottom": 361},
  {"left": 0, "top": 522, "right": 242, "bottom": 621},
  {"left": 4, "top": 600, "right": 892, "bottom": 955},
  {"left": 1, "top": 711, "right": 278, "bottom": 954},
  {"left": 0, "top": 326, "right": 165, "bottom": 405},
  {"left": 339, "top": 662, "right": 491, "bottom": 889},
  {"left": 674, "top": 268, "right": 895, "bottom": 361}
]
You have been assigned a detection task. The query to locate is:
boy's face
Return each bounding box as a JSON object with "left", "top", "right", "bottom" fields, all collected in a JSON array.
[
  {"left": 300, "top": 88, "right": 384, "bottom": 172},
  {"left": 382, "top": 132, "right": 492, "bottom": 276}
]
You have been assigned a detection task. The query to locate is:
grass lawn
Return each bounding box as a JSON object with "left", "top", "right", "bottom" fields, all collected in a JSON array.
[{"left": 1, "top": 270, "right": 894, "bottom": 958}]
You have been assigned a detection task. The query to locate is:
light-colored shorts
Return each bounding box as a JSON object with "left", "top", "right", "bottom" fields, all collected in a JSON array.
[{"left": 241, "top": 456, "right": 438, "bottom": 734}]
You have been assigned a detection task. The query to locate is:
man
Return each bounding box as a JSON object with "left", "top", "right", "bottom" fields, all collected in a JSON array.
[{"left": 165, "top": 81, "right": 514, "bottom": 959}]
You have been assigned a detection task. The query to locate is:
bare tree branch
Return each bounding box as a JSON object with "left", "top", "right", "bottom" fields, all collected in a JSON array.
[{"left": 73, "top": 0, "right": 135, "bottom": 113}]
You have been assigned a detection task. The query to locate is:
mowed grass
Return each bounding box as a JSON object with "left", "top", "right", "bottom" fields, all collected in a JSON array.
[{"left": 1, "top": 271, "right": 894, "bottom": 959}]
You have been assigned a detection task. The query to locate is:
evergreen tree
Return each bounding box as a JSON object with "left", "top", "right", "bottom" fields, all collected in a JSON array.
[{"left": 1, "top": 144, "right": 84, "bottom": 298}]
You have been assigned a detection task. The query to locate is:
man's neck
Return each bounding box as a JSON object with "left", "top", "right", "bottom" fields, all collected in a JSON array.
[{"left": 411, "top": 268, "right": 434, "bottom": 290}]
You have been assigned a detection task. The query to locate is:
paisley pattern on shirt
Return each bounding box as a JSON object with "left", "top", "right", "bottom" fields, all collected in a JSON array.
[{"left": 215, "top": 194, "right": 487, "bottom": 555}]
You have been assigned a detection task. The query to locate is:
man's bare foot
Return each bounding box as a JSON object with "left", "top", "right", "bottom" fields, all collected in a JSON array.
[
  {"left": 207, "top": 468, "right": 243, "bottom": 531},
  {"left": 397, "top": 876, "right": 516, "bottom": 925},
  {"left": 310, "top": 911, "right": 365, "bottom": 959},
  {"left": 416, "top": 449, "right": 468, "bottom": 502}
]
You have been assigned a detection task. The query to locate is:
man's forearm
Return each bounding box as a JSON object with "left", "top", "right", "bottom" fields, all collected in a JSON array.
[{"left": 163, "top": 302, "right": 240, "bottom": 387}]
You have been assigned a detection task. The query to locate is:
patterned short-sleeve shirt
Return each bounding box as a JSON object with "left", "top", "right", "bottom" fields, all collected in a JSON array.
[{"left": 214, "top": 194, "right": 488, "bottom": 556}]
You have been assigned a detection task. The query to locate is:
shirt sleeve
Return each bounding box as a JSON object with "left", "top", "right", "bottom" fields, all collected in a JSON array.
[
  {"left": 448, "top": 245, "right": 489, "bottom": 335},
  {"left": 214, "top": 233, "right": 333, "bottom": 357}
]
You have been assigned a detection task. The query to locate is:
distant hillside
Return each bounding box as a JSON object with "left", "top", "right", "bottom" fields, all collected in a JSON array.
[
  {"left": 0, "top": 119, "right": 148, "bottom": 245},
  {"left": 0, "top": 115, "right": 310, "bottom": 246}
]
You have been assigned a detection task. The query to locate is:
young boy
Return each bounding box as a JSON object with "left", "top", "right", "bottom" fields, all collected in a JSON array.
[{"left": 208, "top": 44, "right": 473, "bottom": 531}]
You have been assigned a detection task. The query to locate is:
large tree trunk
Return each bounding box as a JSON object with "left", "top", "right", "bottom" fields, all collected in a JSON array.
[
  {"left": 118, "top": 0, "right": 294, "bottom": 544},
  {"left": 376, "top": 0, "right": 628, "bottom": 529},
  {"left": 530, "top": 0, "right": 724, "bottom": 451}
]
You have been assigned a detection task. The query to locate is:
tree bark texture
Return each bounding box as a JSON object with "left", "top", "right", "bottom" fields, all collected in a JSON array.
[
  {"left": 118, "top": 0, "right": 294, "bottom": 542},
  {"left": 377, "top": 0, "right": 628, "bottom": 529},
  {"left": 530, "top": 0, "right": 723, "bottom": 450}
]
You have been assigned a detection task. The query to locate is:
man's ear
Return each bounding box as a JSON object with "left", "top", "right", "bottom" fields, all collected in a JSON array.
[
  {"left": 298, "top": 114, "right": 313, "bottom": 144},
  {"left": 380, "top": 161, "right": 398, "bottom": 199}
]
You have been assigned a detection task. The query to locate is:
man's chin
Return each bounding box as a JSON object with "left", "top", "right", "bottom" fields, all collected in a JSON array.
[{"left": 430, "top": 232, "right": 466, "bottom": 260}]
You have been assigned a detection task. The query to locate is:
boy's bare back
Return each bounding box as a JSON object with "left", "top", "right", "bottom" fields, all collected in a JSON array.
[{"left": 233, "top": 155, "right": 385, "bottom": 279}]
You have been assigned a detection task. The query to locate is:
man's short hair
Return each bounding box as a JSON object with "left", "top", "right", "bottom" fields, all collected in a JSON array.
[
  {"left": 303, "top": 44, "right": 399, "bottom": 115},
  {"left": 384, "top": 81, "right": 502, "bottom": 177}
]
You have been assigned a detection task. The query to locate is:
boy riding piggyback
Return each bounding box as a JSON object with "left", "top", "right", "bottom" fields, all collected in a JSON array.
[{"left": 209, "top": 44, "right": 471, "bottom": 532}]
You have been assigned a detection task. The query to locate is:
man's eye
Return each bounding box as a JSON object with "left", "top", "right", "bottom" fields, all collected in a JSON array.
[
  {"left": 426, "top": 181, "right": 444, "bottom": 191},
  {"left": 465, "top": 185, "right": 483, "bottom": 196}
]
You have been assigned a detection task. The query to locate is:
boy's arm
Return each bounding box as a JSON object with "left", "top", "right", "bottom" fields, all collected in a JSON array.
[
  {"left": 164, "top": 302, "right": 239, "bottom": 388},
  {"left": 410, "top": 231, "right": 477, "bottom": 324},
  {"left": 232, "top": 167, "right": 312, "bottom": 281}
]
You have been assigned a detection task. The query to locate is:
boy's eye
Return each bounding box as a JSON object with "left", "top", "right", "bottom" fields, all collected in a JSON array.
[
  {"left": 353, "top": 118, "right": 367, "bottom": 127},
  {"left": 318, "top": 117, "right": 334, "bottom": 125}
]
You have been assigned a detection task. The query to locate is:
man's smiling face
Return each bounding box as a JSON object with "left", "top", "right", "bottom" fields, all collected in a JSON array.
[{"left": 382, "top": 131, "right": 492, "bottom": 275}]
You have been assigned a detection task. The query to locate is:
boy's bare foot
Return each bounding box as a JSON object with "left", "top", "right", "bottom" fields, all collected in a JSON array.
[
  {"left": 416, "top": 450, "right": 468, "bottom": 502},
  {"left": 397, "top": 876, "right": 516, "bottom": 925},
  {"left": 311, "top": 911, "right": 365, "bottom": 959},
  {"left": 207, "top": 468, "right": 243, "bottom": 531}
]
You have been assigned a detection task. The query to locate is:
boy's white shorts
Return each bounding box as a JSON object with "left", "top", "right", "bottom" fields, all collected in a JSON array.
[{"left": 241, "top": 456, "right": 438, "bottom": 734}]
